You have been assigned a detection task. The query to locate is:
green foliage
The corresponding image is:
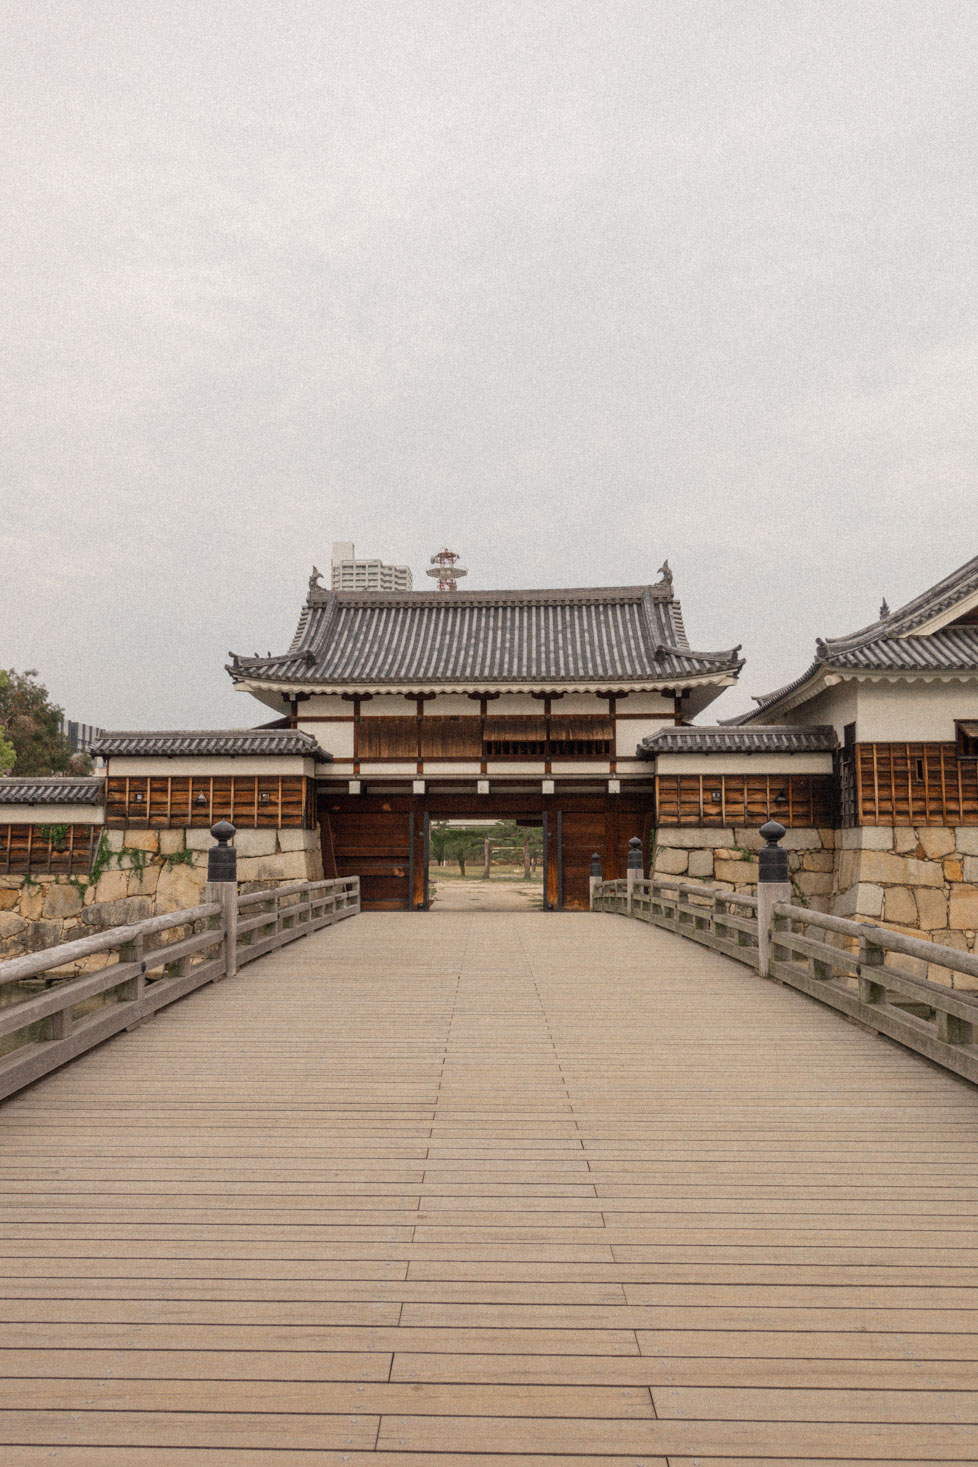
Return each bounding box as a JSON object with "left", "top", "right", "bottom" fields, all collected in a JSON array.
[
  {"left": 429, "top": 819, "right": 543, "bottom": 877},
  {"left": 164, "top": 848, "right": 195, "bottom": 869},
  {"left": 0, "top": 673, "right": 13, "bottom": 773},
  {"left": 89, "top": 833, "right": 113, "bottom": 884},
  {"left": 39, "top": 823, "right": 70, "bottom": 850},
  {"left": 0, "top": 668, "right": 90, "bottom": 776}
]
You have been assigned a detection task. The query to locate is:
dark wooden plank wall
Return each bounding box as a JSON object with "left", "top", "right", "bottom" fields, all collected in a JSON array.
[
  {"left": 855, "top": 742, "right": 978, "bottom": 826},
  {"left": 105, "top": 776, "right": 316, "bottom": 829},
  {"left": 357, "top": 714, "right": 614, "bottom": 761},
  {"left": 0, "top": 824, "right": 100, "bottom": 876},
  {"left": 655, "top": 772, "right": 836, "bottom": 828}
]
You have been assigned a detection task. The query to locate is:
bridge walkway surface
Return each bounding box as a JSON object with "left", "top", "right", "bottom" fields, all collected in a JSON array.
[{"left": 1, "top": 911, "right": 977, "bottom": 1464}]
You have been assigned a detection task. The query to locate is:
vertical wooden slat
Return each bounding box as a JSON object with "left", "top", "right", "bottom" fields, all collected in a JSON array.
[
  {"left": 904, "top": 742, "right": 911, "bottom": 824},
  {"left": 871, "top": 746, "right": 879, "bottom": 824},
  {"left": 208, "top": 777, "right": 214, "bottom": 827},
  {"left": 698, "top": 774, "right": 703, "bottom": 825},
  {"left": 277, "top": 777, "right": 284, "bottom": 827},
  {"left": 719, "top": 774, "right": 726, "bottom": 826}
]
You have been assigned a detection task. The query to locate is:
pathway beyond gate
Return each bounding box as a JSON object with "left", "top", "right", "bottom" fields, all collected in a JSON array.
[{"left": 2, "top": 911, "right": 978, "bottom": 1463}]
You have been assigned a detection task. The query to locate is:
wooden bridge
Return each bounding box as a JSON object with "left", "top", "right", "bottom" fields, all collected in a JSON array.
[{"left": 2, "top": 906, "right": 978, "bottom": 1463}]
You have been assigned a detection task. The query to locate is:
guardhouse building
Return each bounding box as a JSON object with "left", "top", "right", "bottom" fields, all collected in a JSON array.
[{"left": 226, "top": 568, "right": 744, "bottom": 909}]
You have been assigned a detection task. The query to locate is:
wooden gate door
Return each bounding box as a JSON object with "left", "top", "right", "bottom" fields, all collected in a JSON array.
[{"left": 329, "top": 808, "right": 413, "bottom": 910}]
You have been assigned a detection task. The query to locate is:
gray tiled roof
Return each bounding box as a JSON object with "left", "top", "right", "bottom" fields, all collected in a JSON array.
[
  {"left": 227, "top": 583, "right": 744, "bottom": 689},
  {"left": 638, "top": 725, "right": 837, "bottom": 757},
  {"left": 90, "top": 730, "right": 330, "bottom": 761},
  {"left": 0, "top": 777, "right": 105, "bottom": 806},
  {"left": 741, "top": 552, "right": 978, "bottom": 721}
]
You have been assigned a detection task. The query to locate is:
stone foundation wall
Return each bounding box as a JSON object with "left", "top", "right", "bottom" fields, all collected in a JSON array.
[
  {"left": 833, "top": 825, "right": 978, "bottom": 958},
  {"left": 652, "top": 826, "right": 836, "bottom": 911},
  {"left": 0, "top": 826, "right": 324, "bottom": 961}
]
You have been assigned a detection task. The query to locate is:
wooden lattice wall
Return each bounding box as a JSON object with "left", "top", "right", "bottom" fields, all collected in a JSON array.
[
  {"left": 0, "top": 824, "right": 100, "bottom": 875},
  {"left": 854, "top": 743, "right": 978, "bottom": 826},
  {"left": 654, "top": 773, "right": 836, "bottom": 828},
  {"left": 105, "top": 776, "right": 316, "bottom": 828}
]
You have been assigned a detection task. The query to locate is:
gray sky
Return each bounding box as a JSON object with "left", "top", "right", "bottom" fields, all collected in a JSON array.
[{"left": 3, "top": 1, "right": 976, "bottom": 729}]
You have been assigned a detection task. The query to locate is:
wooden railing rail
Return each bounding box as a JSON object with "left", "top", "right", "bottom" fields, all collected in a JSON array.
[
  {"left": 768, "top": 901, "right": 978, "bottom": 1085},
  {"left": 592, "top": 823, "right": 978, "bottom": 1086},
  {"left": 0, "top": 872, "right": 360, "bottom": 1102}
]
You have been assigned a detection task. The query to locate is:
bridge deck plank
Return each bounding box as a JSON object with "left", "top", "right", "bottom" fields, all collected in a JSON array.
[{"left": 1, "top": 909, "right": 976, "bottom": 1462}]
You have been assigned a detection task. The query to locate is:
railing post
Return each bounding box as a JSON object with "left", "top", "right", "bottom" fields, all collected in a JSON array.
[
  {"left": 626, "top": 837, "right": 643, "bottom": 916},
  {"left": 857, "top": 932, "right": 887, "bottom": 1005},
  {"left": 205, "top": 820, "right": 237, "bottom": 980},
  {"left": 756, "top": 820, "right": 791, "bottom": 978},
  {"left": 589, "top": 853, "right": 602, "bottom": 911}
]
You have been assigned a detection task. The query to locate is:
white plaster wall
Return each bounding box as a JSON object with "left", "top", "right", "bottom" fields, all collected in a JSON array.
[
  {"left": 780, "top": 681, "right": 858, "bottom": 736},
  {"left": 355, "top": 761, "right": 417, "bottom": 774},
  {"left": 616, "top": 718, "right": 676, "bottom": 755},
  {"left": 0, "top": 804, "right": 103, "bottom": 824},
  {"left": 360, "top": 694, "right": 418, "bottom": 716},
  {"left": 489, "top": 695, "right": 547, "bottom": 715},
  {"left": 552, "top": 761, "right": 611, "bottom": 775},
  {"left": 426, "top": 694, "right": 482, "bottom": 714},
  {"left": 310, "top": 722, "right": 354, "bottom": 758},
  {"left": 420, "top": 761, "right": 482, "bottom": 774},
  {"left": 654, "top": 753, "right": 833, "bottom": 775},
  {"left": 552, "top": 694, "right": 613, "bottom": 714},
  {"left": 484, "top": 761, "right": 546, "bottom": 774},
  {"left": 302, "top": 694, "right": 348, "bottom": 714},
  {"left": 107, "top": 756, "right": 313, "bottom": 776},
  {"left": 854, "top": 680, "right": 978, "bottom": 742},
  {"left": 616, "top": 692, "right": 674, "bottom": 714}
]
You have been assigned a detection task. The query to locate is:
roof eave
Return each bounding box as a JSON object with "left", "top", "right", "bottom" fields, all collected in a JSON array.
[{"left": 233, "top": 671, "right": 741, "bottom": 698}]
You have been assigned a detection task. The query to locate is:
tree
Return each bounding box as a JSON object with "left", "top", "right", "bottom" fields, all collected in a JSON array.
[
  {"left": 0, "top": 669, "right": 90, "bottom": 776},
  {"left": 0, "top": 675, "right": 13, "bottom": 774}
]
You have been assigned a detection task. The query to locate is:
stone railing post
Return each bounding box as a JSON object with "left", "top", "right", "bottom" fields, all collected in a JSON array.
[
  {"left": 204, "top": 820, "right": 237, "bottom": 979},
  {"left": 589, "top": 853, "right": 602, "bottom": 911},
  {"left": 756, "top": 819, "right": 791, "bottom": 978},
  {"left": 626, "top": 836, "right": 643, "bottom": 915}
]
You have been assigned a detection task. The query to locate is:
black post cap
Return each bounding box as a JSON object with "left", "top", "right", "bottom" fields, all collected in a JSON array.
[
  {"left": 758, "top": 819, "right": 788, "bottom": 883},
  {"left": 626, "top": 836, "right": 644, "bottom": 871},
  {"left": 590, "top": 852, "right": 602, "bottom": 878},
  {"left": 207, "top": 820, "right": 237, "bottom": 883}
]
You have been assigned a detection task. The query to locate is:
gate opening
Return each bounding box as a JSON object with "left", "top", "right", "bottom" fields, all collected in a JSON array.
[{"left": 426, "top": 818, "right": 544, "bottom": 911}]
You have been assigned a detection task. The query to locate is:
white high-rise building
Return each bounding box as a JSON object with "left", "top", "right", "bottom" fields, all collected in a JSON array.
[{"left": 330, "top": 542, "right": 413, "bottom": 592}]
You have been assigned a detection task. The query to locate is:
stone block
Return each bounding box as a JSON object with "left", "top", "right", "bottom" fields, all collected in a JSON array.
[
  {"left": 26, "top": 919, "right": 62, "bottom": 951},
  {"left": 892, "top": 826, "right": 918, "bottom": 854},
  {"left": 715, "top": 858, "right": 755, "bottom": 885},
  {"left": 731, "top": 829, "right": 764, "bottom": 852},
  {"left": 858, "top": 852, "right": 944, "bottom": 888},
  {"left": 954, "top": 828, "right": 978, "bottom": 856},
  {"left": 883, "top": 886, "right": 916, "bottom": 924},
  {"left": 232, "top": 829, "right": 278, "bottom": 858},
  {"left": 963, "top": 857, "right": 978, "bottom": 883},
  {"left": 82, "top": 896, "right": 152, "bottom": 931},
  {"left": 236, "top": 852, "right": 311, "bottom": 882},
  {"left": 915, "top": 888, "right": 948, "bottom": 931},
  {"left": 835, "top": 883, "right": 884, "bottom": 919},
  {"left": 159, "top": 830, "right": 185, "bottom": 855},
  {"left": 795, "top": 870, "right": 834, "bottom": 898},
  {"left": 184, "top": 828, "right": 214, "bottom": 850},
  {"left": 653, "top": 848, "right": 688, "bottom": 875},
  {"left": 854, "top": 827, "right": 895, "bottom": 851},
  {"left": 817, "top": 828, "right": 836, "bottom": 850},
  {"left": 128, "top": 865, "right": 160, "bottom": 896},
  {"left": 123, "top": 829, "right": 160, "bottom": 852},
  {"left": 686, "top": 850, "right": 714, "bottom": 879},
  {"left": 156, "top": 863, "right": 206, "bottom": 914},
  {"left": 802, "top": 851, "right": 835, "bottom": 873},
  {"left": 917, "top": 826, "right": 956, "bottom": 859},
  {"left": 276, "top": 828, "right": 317, "bottom": 853},
  {"left": 836, "top": 851, "right": 858, "bottom": 891},
  {"left": 949, "top": 887, "right": 978, "bottom": 931},
  {"left": 944, "top": 858, "right": 964, "bottom": 883},
  {"left": 41, "top": 883, "right": 83, "bottom": 920},
  {"left": 0, "top": 911, "right": 27, "bottom": 939},
  {"left": 92, "top": 870, "right": 129, "bottom": 904},
  {"left": 0, "top": 888, "right": 20, "bottom": 911},
  {"left": 105, "top": 830, "right": 126, "bottom": 852},
  {"left": 779, "top": 827, "right": 821, "bottom": 852},
  {"left": 19, "top": 886, "right": 43, "bottom": 921},
  {"left": 654, "top": 828, "right": 731, "bottom": 849}
]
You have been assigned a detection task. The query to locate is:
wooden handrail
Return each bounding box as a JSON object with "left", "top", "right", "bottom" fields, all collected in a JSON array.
[
  {"left": 0, "top": 874, "right": 360, "bottom": 1102},
  {"left": 592, "top": 872, "right": 978, "bottom": 1084}
]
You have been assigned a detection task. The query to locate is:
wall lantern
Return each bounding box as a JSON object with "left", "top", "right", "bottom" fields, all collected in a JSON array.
[
  {"left": 258, "top": 791, "right": 271, "bottom": 805},
  {"left": 709, "top": 790, "right": 722, "bottom": 803},
  {"left": 194, "top": 792, "right": 208, "bottom": 806},
  {"left": 132, "top": 791, "right": 144, "bottom": 803}
]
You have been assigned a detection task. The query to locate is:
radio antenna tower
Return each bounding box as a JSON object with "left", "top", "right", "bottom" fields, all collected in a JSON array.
[{"left": 426, "top": 547, "right": 468, "bottom": 593}]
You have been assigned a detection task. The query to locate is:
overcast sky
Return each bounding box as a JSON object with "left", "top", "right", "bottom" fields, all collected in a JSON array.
[{"left": 3, "top": 1, "right": 976, "bottom": 730}]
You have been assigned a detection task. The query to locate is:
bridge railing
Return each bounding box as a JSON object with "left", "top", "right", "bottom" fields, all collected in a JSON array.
[
  {"left": 591, "top": 826, "right": 978, "bottom": 1085},
  {"left": 0, "top": 825, "right": 360, "bottom": 1101}
]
